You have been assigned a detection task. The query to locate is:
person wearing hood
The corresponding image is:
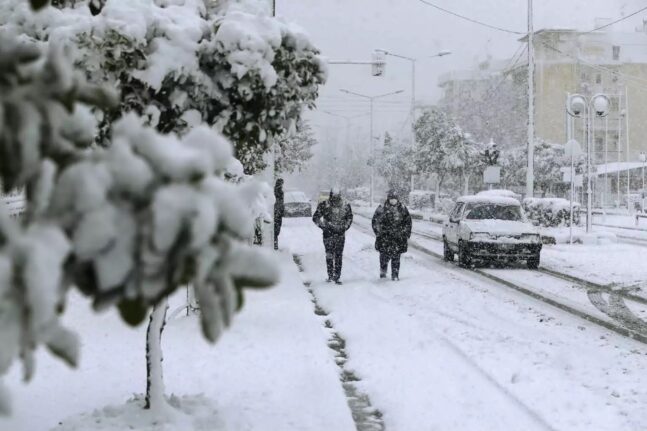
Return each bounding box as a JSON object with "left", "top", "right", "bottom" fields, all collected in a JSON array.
[
  {"left": 372, "top": 189, "right": 412, "bottom": 281},
  {"left": 273, "top": 178, "right": 284, "bottom": 250},
  {"left": 312, "top": 187, "right": 353, "bottom": 284}
]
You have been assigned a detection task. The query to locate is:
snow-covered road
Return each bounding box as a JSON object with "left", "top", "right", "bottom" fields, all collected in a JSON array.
[{"left": 282, "top": 217, "right": 647, "bottom": 431}]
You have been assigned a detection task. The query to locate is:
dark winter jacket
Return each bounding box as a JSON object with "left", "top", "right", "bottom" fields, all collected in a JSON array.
[
  {"left": 372, "top": 201, "right": 412, "bottom": 255},
  {"left": 274, "top": 180, "right": 284, "bottom": 218},
  {"left": 312, "top": 197, "right": 353, "bottom": 238}
]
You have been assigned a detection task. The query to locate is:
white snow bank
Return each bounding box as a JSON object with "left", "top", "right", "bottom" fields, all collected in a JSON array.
[
  {"left": 55, "top": 393, "right": 222, "bottom": 431},
  {"left": 0, "top": 255, "right": 353, "bottom": 431}
]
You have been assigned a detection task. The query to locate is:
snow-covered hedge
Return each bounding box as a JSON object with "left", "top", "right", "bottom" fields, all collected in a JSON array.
[
  {"left": 409, "top": 190, "right": 434, "bottom": 209},
  {"left": 522, "top": 198, "right": 581, "bottom": 227}
]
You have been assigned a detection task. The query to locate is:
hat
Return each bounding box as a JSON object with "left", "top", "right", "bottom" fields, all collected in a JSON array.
[{"left": 387, "top": 189, "right": 398, "bottom": 200}]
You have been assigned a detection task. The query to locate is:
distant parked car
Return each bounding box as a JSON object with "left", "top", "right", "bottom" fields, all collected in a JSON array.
[
  {"left": 284, "top": 191, "right": 312, "bottom": 217},
  {"left": 442, "top": 195, "right": 542, "bottom": 269}
]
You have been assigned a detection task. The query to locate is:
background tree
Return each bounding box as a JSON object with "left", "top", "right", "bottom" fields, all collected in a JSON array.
[
  {"left": 274, "top": 120, "right": 317, "bottom": 174},
  {"left": 414, "top": 109, "right": 469, "bottom": 198},
  {"left": 375, "top": 132, "right": 413, "bottom": 199},
  {"left": 500, "top": 139, "right": 574, "bottom": 196}
]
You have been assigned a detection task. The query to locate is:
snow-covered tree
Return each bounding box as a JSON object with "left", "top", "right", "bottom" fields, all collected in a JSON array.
[
  {"left": 500, "top": 139, "right": 573, "bottom": 196},
  {"left": 375, "top": 132, "right": 413, "bottom": 197},
  {"left": 199, "top": 10, "right": 326, "bottom": 173},
  {"left": 274, "top": 120, "right": 317, "bottom": 174},
  {"left": 0, "top": 28, "right": 279, "bottom": 417},
  {"left": 15, "top": 0, "right": 327, "bottom": 174},
  {"left": 414, "top": 109, "right": 468, "bottom": 196}
]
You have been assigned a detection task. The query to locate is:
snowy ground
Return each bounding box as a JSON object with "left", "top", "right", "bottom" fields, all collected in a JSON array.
[
  {"left": 3, "top": 217, "right": 647, "bottom": 430},
  {"left": 282, "top": 217, "right": 647, "bottom": 431},
  {"left": 0, "top": 253, "right": 354, "bottom": 431}
]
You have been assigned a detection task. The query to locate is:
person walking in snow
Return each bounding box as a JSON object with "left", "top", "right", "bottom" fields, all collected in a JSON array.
[
  {"left": 312, "top": 188, "right": 353, "bottom": 284},
  {"left": 274, "top": 178, "right": 284, "bottom": 250},
  {"left": 372, "top": 189, "right": 412, "bottom": 281}
]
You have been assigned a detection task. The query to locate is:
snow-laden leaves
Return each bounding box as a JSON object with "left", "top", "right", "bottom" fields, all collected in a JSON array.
[
  {"left": 0, "top": 31, "right": 279, "bottom": 413},
  {"left": 60, "top": 0, "right": 326, "bottom": 173},
  {"left": 274, "top": 120, "right": 317, "bottom": 174},
  {"left": 0, "top": 210, "right": 75, "bottom": 383},
  {"left": 375, "top": 132, "right": 414, "bottom": 197},
  {"left": 0, "top": 33, "right": 118, "bottom": 192},
  {"left": 50, "top": 114, "right": 279, "bottom": 321}
]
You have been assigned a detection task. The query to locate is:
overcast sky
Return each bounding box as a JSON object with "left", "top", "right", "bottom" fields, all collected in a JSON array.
[{"left": 277, "top": 0, "right": 647, "bottom": 163}]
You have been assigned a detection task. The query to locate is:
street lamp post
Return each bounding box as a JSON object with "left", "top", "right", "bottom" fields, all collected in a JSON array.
[
  {"left": 566, "top": 93, "right": 611, "bottom": 233},
  {"left": 340, "top": 88, "right": 405, "bottom": 207},
  {"left": 640, "top": 152, "right": 646, "bottom": 212},
  {"left": 373, "top": 49, "right": 452, "bottom": 192}
]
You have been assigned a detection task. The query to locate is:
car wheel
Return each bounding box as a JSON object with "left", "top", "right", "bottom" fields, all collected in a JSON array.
[
  {"left": 527, "top": 254, "right": 540, "bottom": 270},
  {"left": 458, "top": 242, "right": 471, "bottom": 268},
  {"left": 443, "top": 239, "right": 454, "bottom": 262}
]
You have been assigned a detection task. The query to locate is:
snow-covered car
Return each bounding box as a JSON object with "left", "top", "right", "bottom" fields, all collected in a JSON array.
[
  {"left": 442, "top": 195, "right": 542, "bottom": 269},
  {"left": 476, "top": 189, "right": 522, "bottom": 201},
  {"left": 284, "top": 191, "right": 312, "bottom": 217}
]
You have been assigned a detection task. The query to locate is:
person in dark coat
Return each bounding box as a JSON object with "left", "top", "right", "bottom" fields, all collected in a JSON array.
[
  {"left": 273, "top": 178, "right": 284, "bottom": 250},
  {"left": 312, "top": 188, "right": 353, "bottom": 284},
  {"left": 372, "top": 189, "right": 412, "bottom": 280}
]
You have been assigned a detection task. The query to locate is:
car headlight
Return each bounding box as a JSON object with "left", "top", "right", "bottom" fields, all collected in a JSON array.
[{"left": 470, "top": 232, "right": 496, "bottom": 241}]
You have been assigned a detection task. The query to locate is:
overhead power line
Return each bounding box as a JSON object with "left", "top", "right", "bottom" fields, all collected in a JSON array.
[
  {"left": 581, "top": 6, "right": 647, "bottom": 34},
  {"left": 415, "top": 0, "right": 525, "bottom": 35}
]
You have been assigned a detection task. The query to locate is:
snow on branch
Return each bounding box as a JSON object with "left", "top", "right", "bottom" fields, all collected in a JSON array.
[{"left": 0, "top": 30, "right": 278, "bottom": 414}]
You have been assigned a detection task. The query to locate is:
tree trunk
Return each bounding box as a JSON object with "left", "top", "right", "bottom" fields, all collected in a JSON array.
[
  {"left": 145, "top": 297, "right": 169, "bottom": 411},
  {"left": 464, "top": 173, "right": 470, "bottom": 195}
]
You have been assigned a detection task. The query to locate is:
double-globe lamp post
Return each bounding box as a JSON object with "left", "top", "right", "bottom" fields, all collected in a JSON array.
[
  {"left": 566, "top": 93, "right": 611, "bottom": 232},
  {"left": 339, "top": 88, "right": 404, "bottom": 207},
  {"left": 373, "top": 49, "right": 452, "bottom": 192}
]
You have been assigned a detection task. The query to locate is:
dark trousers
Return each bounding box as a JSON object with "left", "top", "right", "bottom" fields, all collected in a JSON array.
[
  {"left": 380, "top": 253, "right": 401, "bottom": 278},
  {"left": 323, "top": 234, "right": 345, "bottom": 281},
  {"left": 274, "top": 215, "right": 282, "bottom": 249}
]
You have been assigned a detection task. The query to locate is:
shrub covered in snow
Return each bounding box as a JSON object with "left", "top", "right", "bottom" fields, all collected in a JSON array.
[
  {"left": 522, "top": 198, "right": 581, "bottom": 227},
  {"left": 409, "top": 190, "right": 435, "bottom": 209}
]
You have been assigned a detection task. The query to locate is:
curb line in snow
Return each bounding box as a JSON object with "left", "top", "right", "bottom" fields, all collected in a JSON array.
[{"left": 292, "top": 254, "right": 385, "bottom": 431}]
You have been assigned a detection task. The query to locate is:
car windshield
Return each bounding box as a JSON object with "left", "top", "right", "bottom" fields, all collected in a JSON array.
[
  {"left": 464, "top": 204, "right": 523, "bottom": 221},
  {"left": 285, "top": 192, "right": 308, "bottom": 203}
]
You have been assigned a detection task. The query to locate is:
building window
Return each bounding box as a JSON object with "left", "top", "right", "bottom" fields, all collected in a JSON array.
[
  {"left": 613, "top": 45, "right": 620, "bottom": 61},
  {"left": 595, "top": 73, "right": 602, "bottom": 84}
]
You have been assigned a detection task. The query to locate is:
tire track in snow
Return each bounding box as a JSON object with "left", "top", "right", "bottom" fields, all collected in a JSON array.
[
  {"left": 337, "top": 231, "right": 558, "bottom": 431},
  {"left": 292, "top": 254, "right": 385, "bottom": 431},
  {"left": 353, "top": 213, "right": 647, "bottom": 344}
]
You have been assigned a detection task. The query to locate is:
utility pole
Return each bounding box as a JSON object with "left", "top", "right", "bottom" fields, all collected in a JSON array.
[{"left": 526, "top": 0, "right": 535, "bottom": 199}]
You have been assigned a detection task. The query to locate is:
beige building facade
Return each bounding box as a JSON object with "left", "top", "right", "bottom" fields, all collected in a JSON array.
[
  {"left": 514, "top": 28, "right": 647, "bottom": 164},
  {"left": 439, "top": 27, "right": 647, "bottom": 164}
]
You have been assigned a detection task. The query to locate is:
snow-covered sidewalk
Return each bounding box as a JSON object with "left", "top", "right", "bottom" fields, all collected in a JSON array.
[
  {"left": 282, "top": 217, "right": 647, "bottom": 431},
  {"left": 0, "top": 253, "right": 354, "bottom": 431}
]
